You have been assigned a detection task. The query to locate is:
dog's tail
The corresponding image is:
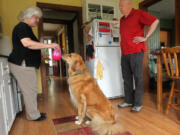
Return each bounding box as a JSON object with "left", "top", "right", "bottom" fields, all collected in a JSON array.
[{"left": 91, "top": 117, "right": 125, "bottom": 135}]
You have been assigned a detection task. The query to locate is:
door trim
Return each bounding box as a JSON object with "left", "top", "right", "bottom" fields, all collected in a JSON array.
[
  {"left": 139, "top": 0, "right": 162, "bottom": 92},
  {"left": 37, "top": 2, "right": 83, "bottom": 98}
]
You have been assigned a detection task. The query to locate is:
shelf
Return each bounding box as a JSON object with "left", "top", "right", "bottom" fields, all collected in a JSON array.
[{"left": 88, "top": 4, "right": 101, "bottom": 12}]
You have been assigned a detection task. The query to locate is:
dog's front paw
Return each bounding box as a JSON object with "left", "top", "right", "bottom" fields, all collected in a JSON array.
[
  {"left": 85, "top": 120, "right": 91, "bottom": 125},
  {"left": 75, "top": 116, "right": 79, "bottom": 120},
  {"left": 75, "top": 120, "right": 82, "bottom": 125}
]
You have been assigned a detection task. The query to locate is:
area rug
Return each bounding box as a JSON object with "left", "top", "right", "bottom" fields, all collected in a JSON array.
[{"left": 52, "top": 115, "right": 133, "bottom": 135}]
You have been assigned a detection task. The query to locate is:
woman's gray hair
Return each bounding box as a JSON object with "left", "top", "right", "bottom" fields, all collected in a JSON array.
[{"left": 18, "top": 6, "right": 42, "bottom": 21}]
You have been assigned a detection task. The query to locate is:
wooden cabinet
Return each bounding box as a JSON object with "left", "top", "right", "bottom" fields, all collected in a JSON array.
[
  {"left": 82, "top": 0, "right": 122, "bottom": 23},
  {"left": 0, "top": 57, "right": 16, "bottom": 135}
]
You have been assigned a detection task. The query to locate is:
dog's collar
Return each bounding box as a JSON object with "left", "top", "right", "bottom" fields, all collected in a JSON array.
[{"left": 70, "top": 72, "right": 85, "bottom": 77}]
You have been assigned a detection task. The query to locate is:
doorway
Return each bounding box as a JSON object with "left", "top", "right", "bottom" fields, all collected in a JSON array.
[
  {"left": 37, "top": 2, "right": 83, "bottom": 97},
  {"left": 139, "top": 0, "right": 179, "bottom": 92}
]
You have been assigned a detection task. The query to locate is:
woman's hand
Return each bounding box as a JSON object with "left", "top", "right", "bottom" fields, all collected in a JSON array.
[{"left": 51, "top": 43, "right": 60, "bottom": 50}]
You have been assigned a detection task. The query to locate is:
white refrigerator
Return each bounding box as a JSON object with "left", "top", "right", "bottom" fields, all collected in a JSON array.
[{"left": 84, "top": 19, "right": 124, "bottom": 99}]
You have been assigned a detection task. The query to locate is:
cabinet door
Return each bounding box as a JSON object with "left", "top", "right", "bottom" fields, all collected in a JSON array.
[
  {"left": 101, "top": 1, "right": 117, "bottom": 20},
  {"left": 11, "top": 76, "right": 19, "bottom": 113},
  {"left": 3, "top": 75, "right": 15, "bottom": 131},
  {"left": 83, "top": 0, "right": 120, "bottom": 22},
  {"left": 85, "top": 0, "right": 103, "bottom": 22},
  {"left": 0, "top": 83, "right": 8, "bottom": 135},
  {"left": 88, "top": 4, "right": 101, "bottom": 20},
  {"left": 8, "top": 77, "right": 17, "bottom": 118}
]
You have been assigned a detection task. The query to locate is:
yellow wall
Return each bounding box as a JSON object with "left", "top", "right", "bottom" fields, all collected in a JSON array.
[
  {"left": 1, "top": 0, "right": 142, "bottom": 37},
  {"left": 0, "top": 0, "right": 2, "bottom": 17},
  {"left": 1, "top": 0, "right": 82, "bottom": 37},
  {"left": 133, "top": 0, "right": 144, "bottom": 9},
  {"left": 1, "top": 0, "right": 143, "bottom": 93}
]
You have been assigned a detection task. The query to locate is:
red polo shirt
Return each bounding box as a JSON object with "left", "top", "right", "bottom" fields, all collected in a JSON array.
[{"left": 120, "top": 8, "right": 157, "bottom": 55}]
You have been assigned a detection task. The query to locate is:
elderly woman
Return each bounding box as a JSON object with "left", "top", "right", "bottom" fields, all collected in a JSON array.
[{"left": 8, "top": 6, "right": 60, "bottom": 121}]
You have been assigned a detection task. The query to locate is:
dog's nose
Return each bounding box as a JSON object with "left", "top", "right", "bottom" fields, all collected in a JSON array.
[
  {"left": 63, "top": 53, "right": 67, "bottom": 56},
  {"left": 61, "top": 53, "right": 67, "bottom": 59}
]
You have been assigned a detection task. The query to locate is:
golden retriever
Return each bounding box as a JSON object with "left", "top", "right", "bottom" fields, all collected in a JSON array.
[{"left": 62, "top": 53, "right": 124, "bottom": 135}]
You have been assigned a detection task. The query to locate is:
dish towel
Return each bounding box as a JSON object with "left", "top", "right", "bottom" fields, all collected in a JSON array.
[{"left": 96, "top": 59, "right": 103, "bottom": 79}]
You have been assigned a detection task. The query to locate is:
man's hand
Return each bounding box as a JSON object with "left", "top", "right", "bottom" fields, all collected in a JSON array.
[{"left": 133, "top": 36, "right": 147, "bottom": 44}]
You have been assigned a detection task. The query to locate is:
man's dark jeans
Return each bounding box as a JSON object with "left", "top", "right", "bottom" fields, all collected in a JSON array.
[{"left": 121, "top": 52, "right": 144, "bottom": 106}]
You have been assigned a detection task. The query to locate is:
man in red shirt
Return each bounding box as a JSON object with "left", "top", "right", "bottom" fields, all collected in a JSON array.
[{"left": 117, "top": 0, "right": 159, "bottom": 112}]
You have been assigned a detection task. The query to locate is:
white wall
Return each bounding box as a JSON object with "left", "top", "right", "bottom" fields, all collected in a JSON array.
[{"left": 0, "top": 36, "right": 11, "bottom": 56}]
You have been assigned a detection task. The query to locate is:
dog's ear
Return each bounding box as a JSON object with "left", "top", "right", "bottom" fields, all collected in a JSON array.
[
  {"left": 71, "top": 60, "right": 78, "bottom": 72},
  {"left": 71, "top": 60, "right": 83, "bottom": 72}
]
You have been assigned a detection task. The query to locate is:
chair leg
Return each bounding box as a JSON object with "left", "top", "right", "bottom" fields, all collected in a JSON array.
[{"left": 165, "top": 80, "right": 175, "bottom": 115}]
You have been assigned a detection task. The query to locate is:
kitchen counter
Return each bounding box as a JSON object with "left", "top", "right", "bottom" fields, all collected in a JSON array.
[{"left": 0, "top": 54, "right": 8, "bottom": 58}]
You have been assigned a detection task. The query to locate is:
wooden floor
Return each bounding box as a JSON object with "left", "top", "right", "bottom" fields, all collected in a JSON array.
[{"left": 9, "top": 78, "right": 180, "bottom": 135}]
